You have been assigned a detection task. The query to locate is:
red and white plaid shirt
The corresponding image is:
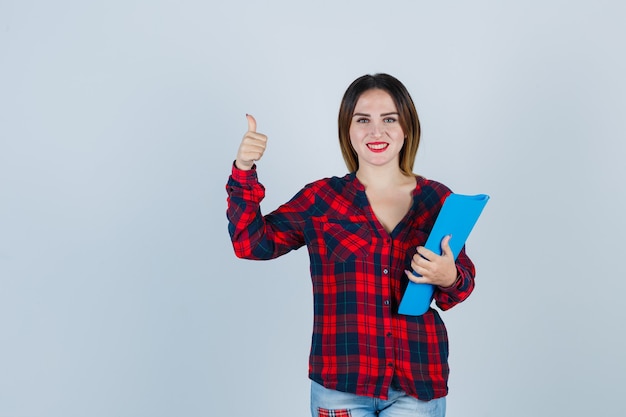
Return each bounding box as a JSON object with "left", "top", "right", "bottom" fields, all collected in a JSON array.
[{"left": 226, "top": 165, "right": 475, "bottom": 401}]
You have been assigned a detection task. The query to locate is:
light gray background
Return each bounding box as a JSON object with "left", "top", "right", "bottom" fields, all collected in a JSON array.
[{"left": 1, "top": 1, "right": 625, "bottom": 416}]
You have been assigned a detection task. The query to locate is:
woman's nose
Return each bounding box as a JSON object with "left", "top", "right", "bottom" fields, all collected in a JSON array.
[{"left": 369, "top": 122, "right": 384, "bottom": 137}]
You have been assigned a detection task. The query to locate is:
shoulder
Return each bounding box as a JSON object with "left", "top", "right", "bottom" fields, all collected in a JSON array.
[
  {"left": 413, "top": 175, "right": 453, "bottom": 210},
  {"left": 302, "top": 173, "right": 356, "bottom": 194},
  {"left": 290, "top": 174, "right": 357, "bottom": 213},
  {"left": 415, "top": 175, "right": 453, "bottom": 196}
]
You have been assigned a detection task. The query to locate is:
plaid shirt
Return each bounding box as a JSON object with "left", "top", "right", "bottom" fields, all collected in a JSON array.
[{"left": 226, "top": 165, "right": 475, "bottom": 401}]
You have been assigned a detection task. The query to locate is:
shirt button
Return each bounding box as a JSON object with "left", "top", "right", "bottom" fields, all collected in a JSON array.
[
  {"left": 383, "top": 268, "right": 389, "bottom": 275},
  {"left": 384, "top": 300, "right": 390, "bottom": 305},
  {"left": 387, "top": 332, "right": 392, "bottom": 337}
]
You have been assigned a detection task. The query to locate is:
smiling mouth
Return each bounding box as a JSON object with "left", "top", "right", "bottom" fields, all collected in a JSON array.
[{"left": 367, "top": 142, "right": 389, "bottom": 151}]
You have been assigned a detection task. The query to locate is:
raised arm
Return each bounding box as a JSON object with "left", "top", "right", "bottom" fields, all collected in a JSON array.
[{"left": 227, "top": 115, "right": 309, "bottom": 260}]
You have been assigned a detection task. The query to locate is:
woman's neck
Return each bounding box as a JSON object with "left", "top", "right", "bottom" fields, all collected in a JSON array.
[{"left": 356, "top": 164, "right": 413, "bottom": 189}]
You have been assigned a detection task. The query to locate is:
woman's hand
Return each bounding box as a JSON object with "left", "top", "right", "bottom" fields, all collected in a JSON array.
[
  {"left": 405, "top": 235, "right": 459, "bottom": 288},
  {"left": 235, "top": 114, "right": 267, "bottom": 170}
]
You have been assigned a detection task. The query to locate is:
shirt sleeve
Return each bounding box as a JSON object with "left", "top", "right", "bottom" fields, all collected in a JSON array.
[{"left": 226, "top": 163, "right": 310, "bottom": 260}]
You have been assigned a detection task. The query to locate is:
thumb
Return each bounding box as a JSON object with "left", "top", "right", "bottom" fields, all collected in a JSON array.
[
  {"left": 246, "top": 114, "right": 257, "bottom": 132},
  {"left": 441, "top": 234, "right": 453, "bottom": 257}
]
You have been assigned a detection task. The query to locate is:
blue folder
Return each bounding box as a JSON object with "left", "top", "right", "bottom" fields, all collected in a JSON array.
[{"left": 398, "top": 193, "right": 490, "bottom": 316}]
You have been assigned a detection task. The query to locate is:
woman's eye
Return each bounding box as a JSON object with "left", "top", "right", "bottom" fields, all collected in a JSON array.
[
  {"left": 356, "top": 118, "right": 369, "bottom": 123},
  {"left": 384, "top": 117, "right": 397, "bottom": 123}
]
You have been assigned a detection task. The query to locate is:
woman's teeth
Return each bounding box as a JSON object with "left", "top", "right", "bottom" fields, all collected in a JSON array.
[{"left": 368, "top": 143, "right": 388, "bottom": 150}]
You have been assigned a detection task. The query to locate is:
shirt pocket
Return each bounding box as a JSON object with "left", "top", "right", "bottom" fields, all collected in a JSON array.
[{"left": 319, "top": 217, "right": 371, "bottom": 263}]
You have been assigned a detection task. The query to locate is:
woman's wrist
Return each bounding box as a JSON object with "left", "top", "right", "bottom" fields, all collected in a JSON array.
[
  {"left": 234, "top": 159, "right": 254, "bottom": 171},
  {"left": 439, "top": 271, "right": 461, "bottom": 289}
]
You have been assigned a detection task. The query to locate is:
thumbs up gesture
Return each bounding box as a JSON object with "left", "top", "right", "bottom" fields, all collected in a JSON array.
[{"left": 235, "top": 114, "right": 267, "bottom": 171}]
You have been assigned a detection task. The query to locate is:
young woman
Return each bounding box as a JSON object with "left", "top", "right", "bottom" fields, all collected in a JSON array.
[{"left": 227, "top": 74, "right": 476, "bottom": 417}]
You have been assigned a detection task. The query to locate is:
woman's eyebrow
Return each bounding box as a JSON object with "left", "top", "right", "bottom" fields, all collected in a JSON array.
[{"left": 352, "top": 112, "right": 399, "bottom": 117}]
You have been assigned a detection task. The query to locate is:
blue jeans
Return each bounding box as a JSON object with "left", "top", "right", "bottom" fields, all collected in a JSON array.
[{"left": 310, "top": 381, "right": 446, "bottom": 417}]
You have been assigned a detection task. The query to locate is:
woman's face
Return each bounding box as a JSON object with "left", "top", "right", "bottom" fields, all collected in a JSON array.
[{"left": 349, "top": 88, "right": 405, "bottom": 170}]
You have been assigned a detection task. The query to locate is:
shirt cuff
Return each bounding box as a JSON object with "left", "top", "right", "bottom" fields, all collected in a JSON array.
[{"left": 231, "top": 160, "right": 258, "bottom": 183}]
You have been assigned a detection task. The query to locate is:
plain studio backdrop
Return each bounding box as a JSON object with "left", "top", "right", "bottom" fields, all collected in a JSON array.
[{"left": 1, "top": 1, "right": 625, "bottom": 416}]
